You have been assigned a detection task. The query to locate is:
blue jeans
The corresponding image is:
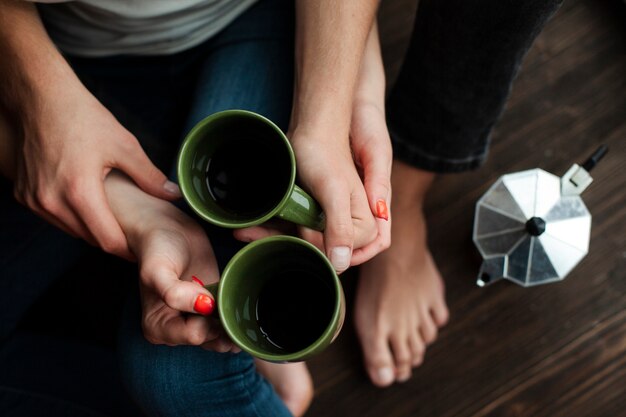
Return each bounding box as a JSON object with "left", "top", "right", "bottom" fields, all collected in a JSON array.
[{"left": 1, "top": 1, "right": 295, "bottom": 416}]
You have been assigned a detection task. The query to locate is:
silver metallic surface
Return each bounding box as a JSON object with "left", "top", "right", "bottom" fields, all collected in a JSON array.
[{"left": 474, "top": 168, "right": 591, "bottom": 287}]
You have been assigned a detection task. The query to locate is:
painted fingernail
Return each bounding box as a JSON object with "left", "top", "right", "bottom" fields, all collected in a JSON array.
[
  {"left": 193, "top": 294, "right": 215, "bottom": 316},
  {"left": 163, "top": 180, "right": 181, "bottom": 196},
  {"left": 376, "top": 199, "right": 389, "bottom": 221},
  {"left": 377, "top": 367, "right": 394, "bottom": 386},
  {"left": 330, "top": 246, "right": 351, "bottom": 272},
  {"left": 191, "top": 276, "right": 204, "bottom": 286}
]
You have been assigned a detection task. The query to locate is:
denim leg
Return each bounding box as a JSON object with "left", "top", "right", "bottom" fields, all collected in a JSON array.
[
  {"left": 118, "top": 285, "right": 292, "bottom": 417},
  {"left": 0, "top": 47, "right": 208, "bottom": 414},
  {"left": 173, "top": 0, "right": 295, "bottom": 270},
  {"left": 181, "top": 0, "right": 294, "bottom": 133},
  {"left": 118, "top": 2, "right": 295, "bottom": 417},
  {"left": 67, "top": 52, "right": 201, "bottom": 174},
  {"left": 0, "top": 48, "right": 202, "bottom": 340},
  {"left": 387, "top": 0, "right": 564, "bottom": 173},
  {"left": 0, "top": 180, "right": 88, "bottom": 342}
]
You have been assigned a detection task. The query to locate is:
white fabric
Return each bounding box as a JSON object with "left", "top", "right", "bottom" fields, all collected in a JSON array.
[{"left": 29, "top": 0, "right": 258, "bottom": 57}]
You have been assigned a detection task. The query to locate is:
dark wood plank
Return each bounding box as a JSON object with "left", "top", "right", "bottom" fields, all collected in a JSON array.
[{"left": 306, "top": 0, "right": 626, "bottom": 416}]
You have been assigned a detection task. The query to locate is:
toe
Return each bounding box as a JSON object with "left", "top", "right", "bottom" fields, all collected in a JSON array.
[
  {"left": 360, "top": 331, "right": 396, "bottom": 387},
  {"left": 409, "top": 333, "right": 425, "bottom": 367},
  {"left": 390, "top": 335, "right": 413, "bottom": 383},
  {"left": 431, "top": 303, "right": 449, "bottom": 327},
  {"left": 419, "top": 310, "right": 438, "bottom": 345}
]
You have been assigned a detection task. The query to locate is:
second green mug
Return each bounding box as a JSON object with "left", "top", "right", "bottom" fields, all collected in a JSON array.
[
  {"left": 205, "top": 236, "right": 345, "bottom": 362},
  {"left": 177, "top": 110, "right": 325, "bottom": 230}
]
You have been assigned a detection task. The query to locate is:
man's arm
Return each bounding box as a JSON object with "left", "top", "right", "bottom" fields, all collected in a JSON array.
[
  {"left": 0, "top": 0, "right": 179, "bottom": 258},
  {"left": 289, "top": 0, "right": 383, "bottom": 273},
  {"left": 290, "top": 0, "right": 380, "bottom": 135}
]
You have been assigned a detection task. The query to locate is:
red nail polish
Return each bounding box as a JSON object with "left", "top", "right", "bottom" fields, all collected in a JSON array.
[
  {"left": 191, "top": 276, "right": 204, "bottom": 286},
  {"left": 376, "top": 199, "right": 389, "bottom": 221},
  {"left": 194, "top": 294, "right": 215, "bottom": 316}
]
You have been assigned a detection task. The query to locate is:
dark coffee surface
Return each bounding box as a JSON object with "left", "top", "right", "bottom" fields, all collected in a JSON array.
[
  {"left": 205, "top": 136, "right": 289, "bottom": 218},
  {"left": 256, "top": 270, "right": 335, "bottom": 353}
]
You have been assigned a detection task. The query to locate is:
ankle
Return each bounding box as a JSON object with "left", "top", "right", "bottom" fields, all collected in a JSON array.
[{"left": 391, "top": 160, "right": 435, "bottom": 209}]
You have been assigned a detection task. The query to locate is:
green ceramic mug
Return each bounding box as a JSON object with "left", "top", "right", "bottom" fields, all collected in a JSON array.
[
  {"left": 177, "top": 110, "right": 325, "bottom": 230},
  {"left": 205, "top": 235, "right": 345, "bottom": 362}
]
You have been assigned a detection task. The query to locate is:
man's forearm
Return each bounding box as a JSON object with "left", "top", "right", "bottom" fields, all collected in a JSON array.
[
  {"left": 290, "top": 0, "right": 380, "bottom": 138},
  {"left": 0, "top": 0, "right": 77, "bottom": 112}
]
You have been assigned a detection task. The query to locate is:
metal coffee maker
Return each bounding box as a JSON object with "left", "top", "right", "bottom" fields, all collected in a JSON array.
[{"left": 473, "top": 146, "right": 607, "bottom": 287}]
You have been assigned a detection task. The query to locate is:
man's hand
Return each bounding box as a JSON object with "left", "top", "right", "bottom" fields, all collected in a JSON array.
[
  {"left": 13, "top": 84, "right": 180, "bottom": 259},
  {"left": 1, "top": 0, "right": 180, "bottom": 259},
  {"left": 234, "top": 22, "right": 392, "bottom": 270}
]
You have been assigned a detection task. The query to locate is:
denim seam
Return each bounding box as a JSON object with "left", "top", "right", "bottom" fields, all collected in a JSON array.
[
  {"left": 390, "top": 128, "right": 488, "bottom": 165},
  {"left": 398, "top": 149, "right": 485, "bottom": 172},
  {"left": 238, "top": 370, "right": 265, "bottom": 417}
]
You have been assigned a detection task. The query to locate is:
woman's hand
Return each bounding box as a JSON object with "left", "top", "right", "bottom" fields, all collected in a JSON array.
[
  {"left": 346, "top": 22, "right": 392, "bottom": 265},
  {"left": 349, "top": 99, "right": 392, "bottom": 265},
  {"left": 104, "top": 173, "right": 237, "bottom": 352},
  {"left": 135, "top": 226, "right": 235, "bottom": 353}
]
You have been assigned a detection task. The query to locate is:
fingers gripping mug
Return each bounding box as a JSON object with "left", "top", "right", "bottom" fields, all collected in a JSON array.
[
  {"left": 177, "top": 110, "right": 325, "bottom": 231},
  {"left": 204, "top": 236, "right": 345, "bottom": 362}
]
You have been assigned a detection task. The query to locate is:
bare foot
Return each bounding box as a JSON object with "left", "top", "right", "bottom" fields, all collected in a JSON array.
[
  {"left": 354, "top": 161, "right": 449, "bottom": 387},
  {"left": 255, "top": 359, "right": 314, "bottom": 417}
]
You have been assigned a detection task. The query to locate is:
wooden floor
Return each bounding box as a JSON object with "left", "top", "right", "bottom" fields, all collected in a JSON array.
[{"left": 306, "top": 1, "right": 626, "bottom": 416}]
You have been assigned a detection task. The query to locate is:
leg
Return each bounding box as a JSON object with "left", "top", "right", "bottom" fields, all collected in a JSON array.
[
  {"left": 387, "top": 0, "right": 564, "bottom": 172},
  {"left": 118, "top": 286, "right": 294, "bottom": 417},
  {"left": 0, "top": 110, "right": 89, "bottom": 341},
  {"left": 185, "top": 2, "right": 314, "bottom": 414},
  {"left": 118, "top": 1, "right": 311, "bottom": 415},
  {"left": 0, "top": 180, "right": 88, "bottom": 341},
  {"left": 356, "top": 0, "right": 564, "bottom": 387},
  {"left": 0, "top": 34, "right": 200, "bottom": 414},
  {"left": 0, "top": 99, "right": 136, "bottom": 416},
  {"left": 67, "top": 52, "right": 199, "bottom": 174},
  {"left": 105, "top": 169, "right": 304, "bottom": 417},
  {"left": 355, "top": 161, "right": 448, "bottom": 387}
]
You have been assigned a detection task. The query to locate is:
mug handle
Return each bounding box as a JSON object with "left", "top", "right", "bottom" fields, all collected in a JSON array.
[{"left": 277, "top": 185, "right": 326, "bottom": 231}]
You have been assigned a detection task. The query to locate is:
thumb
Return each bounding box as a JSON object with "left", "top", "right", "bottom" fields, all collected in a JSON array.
[
  {"left": 318, "top": 182, "right": 354, "bottom": 273},
  {"left": 116, "top": 137, "right": 181, "bottom": 200},
  {"left": 143, "top": 267, "right": 215, "bottom": 316}
]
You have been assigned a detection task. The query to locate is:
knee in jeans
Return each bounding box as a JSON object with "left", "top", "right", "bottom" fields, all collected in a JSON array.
[{"left": 119, "top": 342, "right": 259, "bottom": 416}]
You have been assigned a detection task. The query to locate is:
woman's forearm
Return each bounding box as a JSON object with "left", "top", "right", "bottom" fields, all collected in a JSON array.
[
  {"left": 290, "top": 0, "right": 380, "bottom": 140},
  {"left": 354, "top": 22, "right": 385, "bottom": 109}
]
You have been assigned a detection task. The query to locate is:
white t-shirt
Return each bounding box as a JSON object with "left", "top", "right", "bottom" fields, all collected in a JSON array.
[{"left": 30, "top": 0, "right": 258, "bottom": 57}]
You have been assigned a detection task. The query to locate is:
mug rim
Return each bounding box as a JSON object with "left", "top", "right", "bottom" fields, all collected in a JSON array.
[
  {"left": 218, "top": 235, "right": 342, "bottom": 362},
  {"left": 177, "top": 109, "right": 297, "bottom": 228}
]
